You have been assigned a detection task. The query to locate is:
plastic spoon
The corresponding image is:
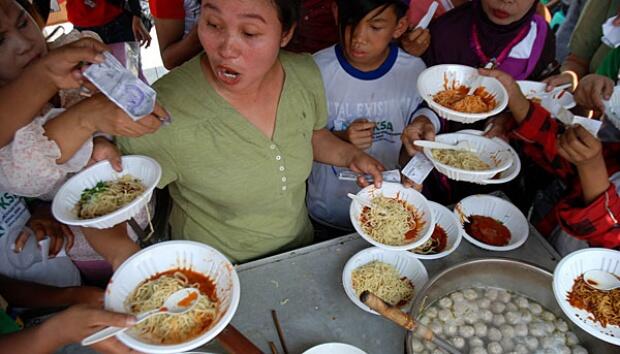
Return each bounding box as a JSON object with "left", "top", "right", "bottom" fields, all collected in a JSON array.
[
  {"left": 415, "top": 1, "right": 439, "bottom": 29},
  {"left": 347, "top": 193, "right": 372, "bottom": 208},
  {"left": 583, "top": 270, "right": 620, "bottom": 291},
  {"left": 81, "top": 288, "right": 201, "bottom": 346},
  {"left": 413, "top": 140, "right": 476, "bottom": 153}
]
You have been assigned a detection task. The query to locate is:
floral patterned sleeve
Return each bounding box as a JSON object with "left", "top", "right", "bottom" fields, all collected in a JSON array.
[{"left": 0, "top": 109, "right": 93, "bottom": 199}]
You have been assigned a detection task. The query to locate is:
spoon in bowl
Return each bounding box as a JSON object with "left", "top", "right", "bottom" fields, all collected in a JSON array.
[
  {"left": 413, "top": 140, "right": 477, "bottom": 153},
  {"left": 81, "top": 287, "right": 201, "bottom": 346},
  {"left": 583, "top": 270, "right": 620, "bottom": 291}
]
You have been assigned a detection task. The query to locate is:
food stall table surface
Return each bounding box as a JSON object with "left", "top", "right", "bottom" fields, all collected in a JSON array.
[{"left": 227, "top": 221, "right": 561, "bottom": 354}]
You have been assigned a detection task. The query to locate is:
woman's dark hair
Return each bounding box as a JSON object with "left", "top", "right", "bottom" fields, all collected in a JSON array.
[
  {"left": 272, "top": 0, "right": 300, "bottom": 33},
  {"left": 14, "top": 0, "right": 46, "bottom": 28},
  {"left": 336, "top": 0, "right": 408, "bottom": 42}
]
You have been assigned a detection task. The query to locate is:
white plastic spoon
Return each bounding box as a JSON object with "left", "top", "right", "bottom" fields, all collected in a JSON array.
[
  {"left": 415, "top": 2, "right": 439, "bottom": 29},
  {"left": 583, "top": 270, "right": 620, "bottom": 291},
  {"left": 81, "top": 288, "right": 201, "bottom": 346},
  {"left": 347, "top": 193, "right": 372, "bottom": 208},
  {"left": 413, "top": 140, "right": 476, "bottom": 152}
]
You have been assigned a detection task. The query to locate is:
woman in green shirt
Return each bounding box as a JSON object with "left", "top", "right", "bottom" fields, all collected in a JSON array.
[{"left": 119, "top": 0, "right": 385, "bottom": 263}]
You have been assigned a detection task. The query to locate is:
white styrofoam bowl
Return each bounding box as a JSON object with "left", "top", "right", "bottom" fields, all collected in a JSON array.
[
  {"left": 342, "top": 247, "right": 428, "bottom": 315},
  {"left": 423, "top": 133, "right": 513, "bottom": 184},
  {"left": 516, "top": 80, "right": 576, "bottom": 109},
  {"left": 456, "top": 130, "right": 521, "bottom": 185},
  {"left": 303, "top": 343, "right": 367, "bottom": 354},
  {"left": 52, "top": 155, "right": 161, "bottom": 229},
  {"left": 105, "top": 240, "right": 240, "bottom": 354},
  {"left": 417, "top": 64, "right": 508, "bottom": 123},
  {"left": 409, "top": 201, "right": 462, "bottom": 260},
  {"left": 350, "top": 182, "right": 434, "bottom": 251},
  {"left": 454, "top": 194, "right": 529, "bottom": 251},
  {"left": 553, "top": 248, "right": 620, "bottom": 346}
]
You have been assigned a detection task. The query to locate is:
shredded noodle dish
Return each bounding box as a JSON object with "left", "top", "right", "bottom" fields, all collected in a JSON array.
[
  {"left": 359, "top": 195, "right": 424, "bottom": 246},
  {"left": 125, "top": 269, "right": 218, "bottom": 344},
  {"left": 75, "top": 175, "right": 145, "bottom": 219},
  {"left": 431, "top": 149, "right": 490, "bottom": 171},
  {"left": 433, "top": 78, "right": 496, "bottom": 113},
  {"left": 567, "top": 274, "right": 620, "bottom": 328},
  {"left": 351, "top": 261, "right": 414, "bottom": 307}
]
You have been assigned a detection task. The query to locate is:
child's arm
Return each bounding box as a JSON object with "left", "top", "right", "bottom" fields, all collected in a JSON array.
[
  {"left": 401, "top": 28, "right": 430, "bottom": 57},
  {"left": 0, "top": 275, "right": 102, "bottom": 308},
  {"left": 81, "top": 223, "right": 140, "bottom": 270},
  {"left": 0, "top": 39, "right": 106, "bottom": 147},
  {"left": 0, "top": 305, "right": 136, "bottom": 354}
]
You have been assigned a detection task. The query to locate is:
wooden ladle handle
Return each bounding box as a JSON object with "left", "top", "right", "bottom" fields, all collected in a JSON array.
[{"left": 360, "top": 291, "right": 416, "bottom": 331}]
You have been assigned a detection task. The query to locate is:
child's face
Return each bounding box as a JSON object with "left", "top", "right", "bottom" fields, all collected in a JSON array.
[
  {"left": 481, "top": 0, "right": 536, "bottom": 26},
  {"left": 198, "top": 0, "right": 294, "bottom": 94},
  {"left": 0, "top": 0, "right": 47, "bottom": 85},
  {"left": 342, "top": 5, "right": 407, "bottom": 72}
]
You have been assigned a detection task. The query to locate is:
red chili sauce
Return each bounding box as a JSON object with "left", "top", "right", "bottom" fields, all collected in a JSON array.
[
  {"left": 464, "top": 215, "right": 511, "bottom": 246},
  {"left": 150, "top": 268, "right": 218, "bottom": 303},
  {"left": 430, "top": 225, "right": 448, "bottom": 253}
]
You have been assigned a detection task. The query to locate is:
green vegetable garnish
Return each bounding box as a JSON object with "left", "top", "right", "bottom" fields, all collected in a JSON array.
[{"left": 79, "top": 181, "right": 108, "bottom": 203}]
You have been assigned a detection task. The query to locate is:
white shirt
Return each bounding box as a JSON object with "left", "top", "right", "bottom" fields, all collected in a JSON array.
[{"left": 307, "top": 44, "right": 439, "bottom": 229}]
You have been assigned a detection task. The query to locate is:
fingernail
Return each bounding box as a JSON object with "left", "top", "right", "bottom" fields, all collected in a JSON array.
[
  {"left": 94, "top": 54, "right": 105, "bottom": 62},
  {"left": 127, "top": 317, "right": 137, "bottom": 326}
]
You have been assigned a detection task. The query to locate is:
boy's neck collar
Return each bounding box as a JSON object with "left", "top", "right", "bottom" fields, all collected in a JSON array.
[{"left": 335, "top": 43, "right": 399, "bottom": 80}]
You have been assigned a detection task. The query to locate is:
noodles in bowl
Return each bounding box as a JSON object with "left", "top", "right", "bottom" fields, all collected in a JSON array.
[
  {"left": 75, "top": 175, "right": 145, "bottom": 219},
  {"left": 431, "top": 149, "right": 490, "bottom": 171},
  {"left": 125, "top": 269, "right": 218, "bottom": 344},
  {"left": 567, "top": 274, "right": 620, "bottom": 328},
  {"left": 350, "top": 183, "right": 434, "bottom": 251},
  {"left": 359, "top": 195, "right": 424, "bottom": 246},
  {"left": 433, "top": 84, "right": 497, "bottom": 114},
  {"left": 351, "top": 261, "right": 414, "bottom": 307}
]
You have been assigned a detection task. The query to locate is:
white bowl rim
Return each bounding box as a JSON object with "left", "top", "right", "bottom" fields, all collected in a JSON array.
[
  {"left": 455, "top": 194, "right": 529, "bottom": 251},
  {"left": 409, "top": 201, "right": 463, "bottom": 259},
  {"left": 52, "top": 155, "right": 161, "bottom": 225},
  {"left": 106, "top": 240, "right": 241, "bottom": 353},
  {"left": 552, "top": 247, "right": 620, "bottom": 346},
  {"left": 419, "top": 64, "right": 509, "bottom": 119},
  {"left": 302, "top": 342, "right": 368, "bottom": 354},
  {"left": 423, "top": 133, "right": 513, "bottom": 175}
]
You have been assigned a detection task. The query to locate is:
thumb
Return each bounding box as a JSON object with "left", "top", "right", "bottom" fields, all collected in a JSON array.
[
  {"left": 110, "top": 155, "right": 123, "bottom": 172},
  {"left": 13, "top": 230, "right": 29, "bottom": 253}
]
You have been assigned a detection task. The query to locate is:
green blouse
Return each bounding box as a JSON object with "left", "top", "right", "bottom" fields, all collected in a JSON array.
[{"left": 119, "top": 52, "right": 327, "bottom": 263}]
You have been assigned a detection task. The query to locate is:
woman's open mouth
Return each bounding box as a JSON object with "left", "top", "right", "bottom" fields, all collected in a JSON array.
[{"left": 216, "top": 65, "right": 241, "bottom": 84}]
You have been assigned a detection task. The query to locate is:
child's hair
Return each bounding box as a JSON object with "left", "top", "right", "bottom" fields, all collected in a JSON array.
[{"left": 335, "top": 0, "right": 408, "bottom": 42}]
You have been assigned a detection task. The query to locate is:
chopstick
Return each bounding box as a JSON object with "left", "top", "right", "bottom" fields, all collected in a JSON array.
[
  {"left": 271, "top": 309, "right": 289, "bottom": 354},
  {"left": 269, "top": 341, "right": 279, "bottom": 354}
]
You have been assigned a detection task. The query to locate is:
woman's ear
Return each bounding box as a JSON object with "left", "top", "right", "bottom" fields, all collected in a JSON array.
[
  {"left": 281, "top": 22, "right": 297, "bottom": 47},
  {"left": 393, "top": 16, "right": 409, "bottom": 39}
]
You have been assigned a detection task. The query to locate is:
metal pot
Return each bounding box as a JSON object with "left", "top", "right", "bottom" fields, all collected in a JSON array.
[{"left": 406, "top": 258, "right": 617, "bottom": 353}]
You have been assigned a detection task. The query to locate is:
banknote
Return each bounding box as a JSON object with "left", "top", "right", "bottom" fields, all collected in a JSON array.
[{"left": 83, "top": 51, "right": 163, "bottom": 123}]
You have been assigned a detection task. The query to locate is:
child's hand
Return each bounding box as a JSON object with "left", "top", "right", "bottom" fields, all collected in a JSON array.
[
  {"left": 17, "top": 204, "right": 74, "bottom": 257},
  {"left": 401, "top": 174, "right": 423, "bottom": 191},
  {"left": 401, "top": 116, "right": 435, "bottom": 156},
  {"left": 343, "top": 119, "right": 375, "bottom": 149},
  {"left": 42, "top": 305, "right": 137, "bottom": 350},
  {"left": 479, "top": 68, "right": 530, "bottom": 123},
  {"left": 64, "top": 286, "right": 105, "bottom": 307},
  {"left": 557, "top": 125, "right": 603, "bottom": 167},
  {"left": 401, "top": 28, "right": 430, "bottom": 57},
  {"left": 90, "top": 137, "right": 123, "bottom": 172},
  {"left": 574, "top": 74, "right": 614, "bottom": 113},
  {"left": 543, "top": 71, "right": 576, "bottom": 92}
]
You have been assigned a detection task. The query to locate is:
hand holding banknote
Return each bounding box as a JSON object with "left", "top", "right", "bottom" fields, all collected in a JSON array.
[{"left": 75, "top": 94, "right": 164, "bottom": 137}]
